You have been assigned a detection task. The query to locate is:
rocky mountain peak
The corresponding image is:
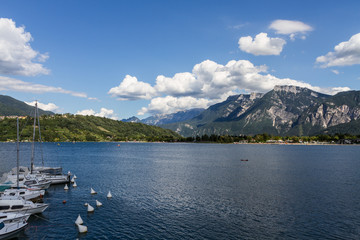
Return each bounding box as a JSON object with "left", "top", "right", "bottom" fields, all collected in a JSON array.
[{"left": 273, "top": 85, "right": 305, "bottom": 94}]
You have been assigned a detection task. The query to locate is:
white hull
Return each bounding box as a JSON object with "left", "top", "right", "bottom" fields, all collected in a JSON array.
[
  {"left": 2, "top": 204, "right": 48, "bottom": 215},
  {"left": 1, "top": 189, "right": 45, "bottom": 201},
  {"left": 43, "top": 174, "right": 70, "bottom": 185},
  {"left": 0, "top": 213, "right": 29, "bottom": 240}
]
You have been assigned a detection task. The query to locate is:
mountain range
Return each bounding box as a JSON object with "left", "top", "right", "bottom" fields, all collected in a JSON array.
[
  {"left": 2, "top": 85, "right": 360, "bottom": 138},
  {"left": 122, "top": 108, "right": 205, "bottom": 125},
  {"left": 160, "top": 85, "right": 360, "bottom": 137}
]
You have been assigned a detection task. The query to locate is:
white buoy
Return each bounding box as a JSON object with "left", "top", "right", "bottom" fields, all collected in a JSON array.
[
  {"left": 87, "top": 204, "right": 94, "bottom": 212},
  {"left": 74, "top": 175, "right": 77, "bottom": 179},
  {"left": 84, "top": 202, "right": 88, "bottom": 206},
  {"left": 75, "top": 214, "right": 83, "bottom": 225},
  {"left": 73, "top": 181, "right": 77, "bottom": 187},
  {"left": 76, "top": 223, "right": 87, "bottom": 233},
  {"left": 64, "top": 184, "right": 69, "bottom": 190},
  {"left": 90, "top": 188, "right": 97, "bottom": 195},
  {"left": 107, "top": 191, "right": 112, "bottom": 198},
  {"left": 96, "top": 200, "right": 102, "bottom": 207},
  {"left": 71, "top": 177, "right": 75, "bottom": 183}
]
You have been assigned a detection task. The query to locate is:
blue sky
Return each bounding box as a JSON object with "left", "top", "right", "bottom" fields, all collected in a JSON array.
[{"left": 0, "top": 0, "right": 360, "bottom": 119}]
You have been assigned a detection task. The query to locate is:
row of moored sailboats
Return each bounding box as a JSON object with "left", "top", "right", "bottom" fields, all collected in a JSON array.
[{"left": 0, "top": 102, "right": 72, "bottom": 239}]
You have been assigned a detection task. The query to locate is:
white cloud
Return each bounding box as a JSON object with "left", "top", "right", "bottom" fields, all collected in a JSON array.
[
  {"left": 109, "top": 59, "right": 350, "bottom": 116},
  {"left": 316, "top": 33, "right": 360, "bottom": 67},
  {"left": 155, "top": 72, "right": 202, "bottom": 96},
  {"left": 0, "top": 18, "right": 49, "bottom": 76},
  {"left": 0, "top": 76, "right": 88, "bottom": 98},
  {"left": 26, "top": 101, "right": 59, "bottom": 112},
  {"left": 76, "top": 107, "right": 118, "bottom": 120},
  {"left": 326, "top": 87, "right": 351, "bottom": 95},
  {"left": 331, "top": 70, "right": 340, "bottom": 75},
  {"left": 138, "top": 96, "right": 211, "bottom": 115},
  {"left": 108, "top": 75, "right": 156, "bottom": 100},
  {"left": 269, "top": 20, "right": 313, "bottom": 40},
  {"left": 238, "top": 32, "right": 286, "bottom": 56}
]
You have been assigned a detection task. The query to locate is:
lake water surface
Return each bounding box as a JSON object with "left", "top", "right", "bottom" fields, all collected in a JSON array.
[{"left": 1, "top": 142, "right": 360, "bottom": 239}]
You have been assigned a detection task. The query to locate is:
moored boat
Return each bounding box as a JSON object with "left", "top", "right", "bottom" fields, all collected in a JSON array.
[
  {"left": 1, "top": 188, "right": 45, "bottom": 202},
  {"left": 0, "top": 212, "right": 29, "bottom": 239},
  {"left": 0, "top": 196, "right": 48, "bottom": 215}
]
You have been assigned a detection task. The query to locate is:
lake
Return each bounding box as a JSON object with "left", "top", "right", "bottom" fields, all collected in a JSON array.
[{"left": 1, "top": 142, "right": 360, "bottom": 239}]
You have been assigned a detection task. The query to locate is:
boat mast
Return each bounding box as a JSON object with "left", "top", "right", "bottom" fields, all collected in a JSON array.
[
  {"left": 36, "top": 103, "right": 44, "bottom": 166},
  {"left": 17, "top": 117, "right": 20, "bottom": 189},
  {"left": 30, "top": 101, "right": 37, "bottom": 174}
]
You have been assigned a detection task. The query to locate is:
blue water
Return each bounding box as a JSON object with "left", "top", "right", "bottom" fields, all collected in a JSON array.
[{"left": 1, "top": 142, "right": 360, "bottom": 239}]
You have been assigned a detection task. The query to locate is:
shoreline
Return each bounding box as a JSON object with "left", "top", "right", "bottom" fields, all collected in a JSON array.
[{"left": 0, "top": 141, "right": 358, "bottom": 146}]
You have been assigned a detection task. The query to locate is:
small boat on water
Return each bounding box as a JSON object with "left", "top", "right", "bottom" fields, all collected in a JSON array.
[
  {"left": 0, "top": 212, "right": 29, "bottom": 240},
  {"left": 0, "top": 196, "right": 48, "bottom": 215},
  {"left": 1, "top": 167, "right": 52, "bottom": 190}
]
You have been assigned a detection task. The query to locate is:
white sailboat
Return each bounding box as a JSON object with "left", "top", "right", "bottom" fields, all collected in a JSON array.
[
  {"left": 0, "top": 212, "right": 29, "bottom": 239},
  {"left": 0, "top": 119, "right": 50, "bottom": 195},
  {"left": 30, "top": 102, "right": 70, "bottom": 185}
]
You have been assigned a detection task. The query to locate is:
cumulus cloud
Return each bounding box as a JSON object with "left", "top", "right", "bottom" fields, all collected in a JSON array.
[
  {"left": 0, "top": 76, "right": 88, "bottom": 98},
  {"left": 108, "top": 75, "right": 156, "bottom": 100},
  {"left": 138, "top": 96, "right": 211, "bottom": 115},
  {"left": 238, "top": 32, "right": 286, "bottom": 56},
  {"left": 26, "top": 101, "right": 59, "bottom": 112},
  {"left": 109, "top": 59, "right": 350, "bottom": 115},
  {"left": 0, "top": 18, "right": 49, "bottom": 76},
  {"left": 76, "top": 107, "right": 118, "bottom": 120},
  {"left": 316, "top": 33, "right": 360, "bottom": 67},
  {"left": 269, "top": 19, "right": 313, "bottom": 40},
  {"left": 155, "top": 72, "right": 202, "bottom": 96}
]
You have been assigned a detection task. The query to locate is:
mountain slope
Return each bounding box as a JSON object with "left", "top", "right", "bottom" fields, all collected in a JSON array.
[
  {"left": 0, "top": 95, "right": 53, "bottom": 116},
  {"left": 163, "top": 86, "right": 360, "bottom": 137},
  {"left": 0, "top": 114, "right": 181, "bottom": 142}
]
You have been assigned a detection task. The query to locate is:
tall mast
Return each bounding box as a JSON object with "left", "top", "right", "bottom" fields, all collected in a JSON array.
[
  {"left": 30, "top": 101, "right": 37, "bottom": 174},
  {"left": 16, "top": 117, "right": 20, "bottom": 189},
  {"left": 36, "top": 103, "right": 44, "bottom": 166}
]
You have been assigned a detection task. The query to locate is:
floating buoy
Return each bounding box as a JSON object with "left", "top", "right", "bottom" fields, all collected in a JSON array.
[
  {"left": 73, "top": 181, "right": 77, "bottom": 187},
  {"left": 117, "top": 144, "right": 120, "bottom": 147},
  {"left": 84, "top": 203, "right": 88, "bottom": 206},
  {"left": 75, "top": 214, "right": 83, "bottom": 225},
  {"left": 87, "top": 204, "right": 94, "bottom": 212},
  {"left": 96, "top": 200, "right": 102, "bottom": 207},
  {"left": 107, "top": 191, "right": 112, "bottom": 198},
  {"left": 64, "top": 184, "right": 69, "bottom": 190},
  {"left": 90, "top": 188, "right": 97, "bottom": 195},
  {"left": 63, "top": 200, "right": 67, "bottom": 204},
  {"left": 74, "top": 175, "right": 77, "bottom": 179},
  {"left": 76, "top": 223, "right": 87, "bottom": 233},
  {"left": 71, "top": 177, "right": 75, "bottom": 183}
]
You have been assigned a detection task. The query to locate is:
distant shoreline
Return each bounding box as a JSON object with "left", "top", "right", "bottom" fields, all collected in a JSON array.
[{"left": 1, "top": 141, "right": 359, "bottom": 146}]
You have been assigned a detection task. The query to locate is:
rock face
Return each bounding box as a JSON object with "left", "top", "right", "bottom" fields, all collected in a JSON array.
[{"left": 161, "top": 86, "right": 360, "bottom": 137}]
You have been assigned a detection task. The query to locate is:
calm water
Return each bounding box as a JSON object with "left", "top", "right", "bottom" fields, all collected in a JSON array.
[{"left": 1, "top": 142, "right": 360, "bottom": 239}]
